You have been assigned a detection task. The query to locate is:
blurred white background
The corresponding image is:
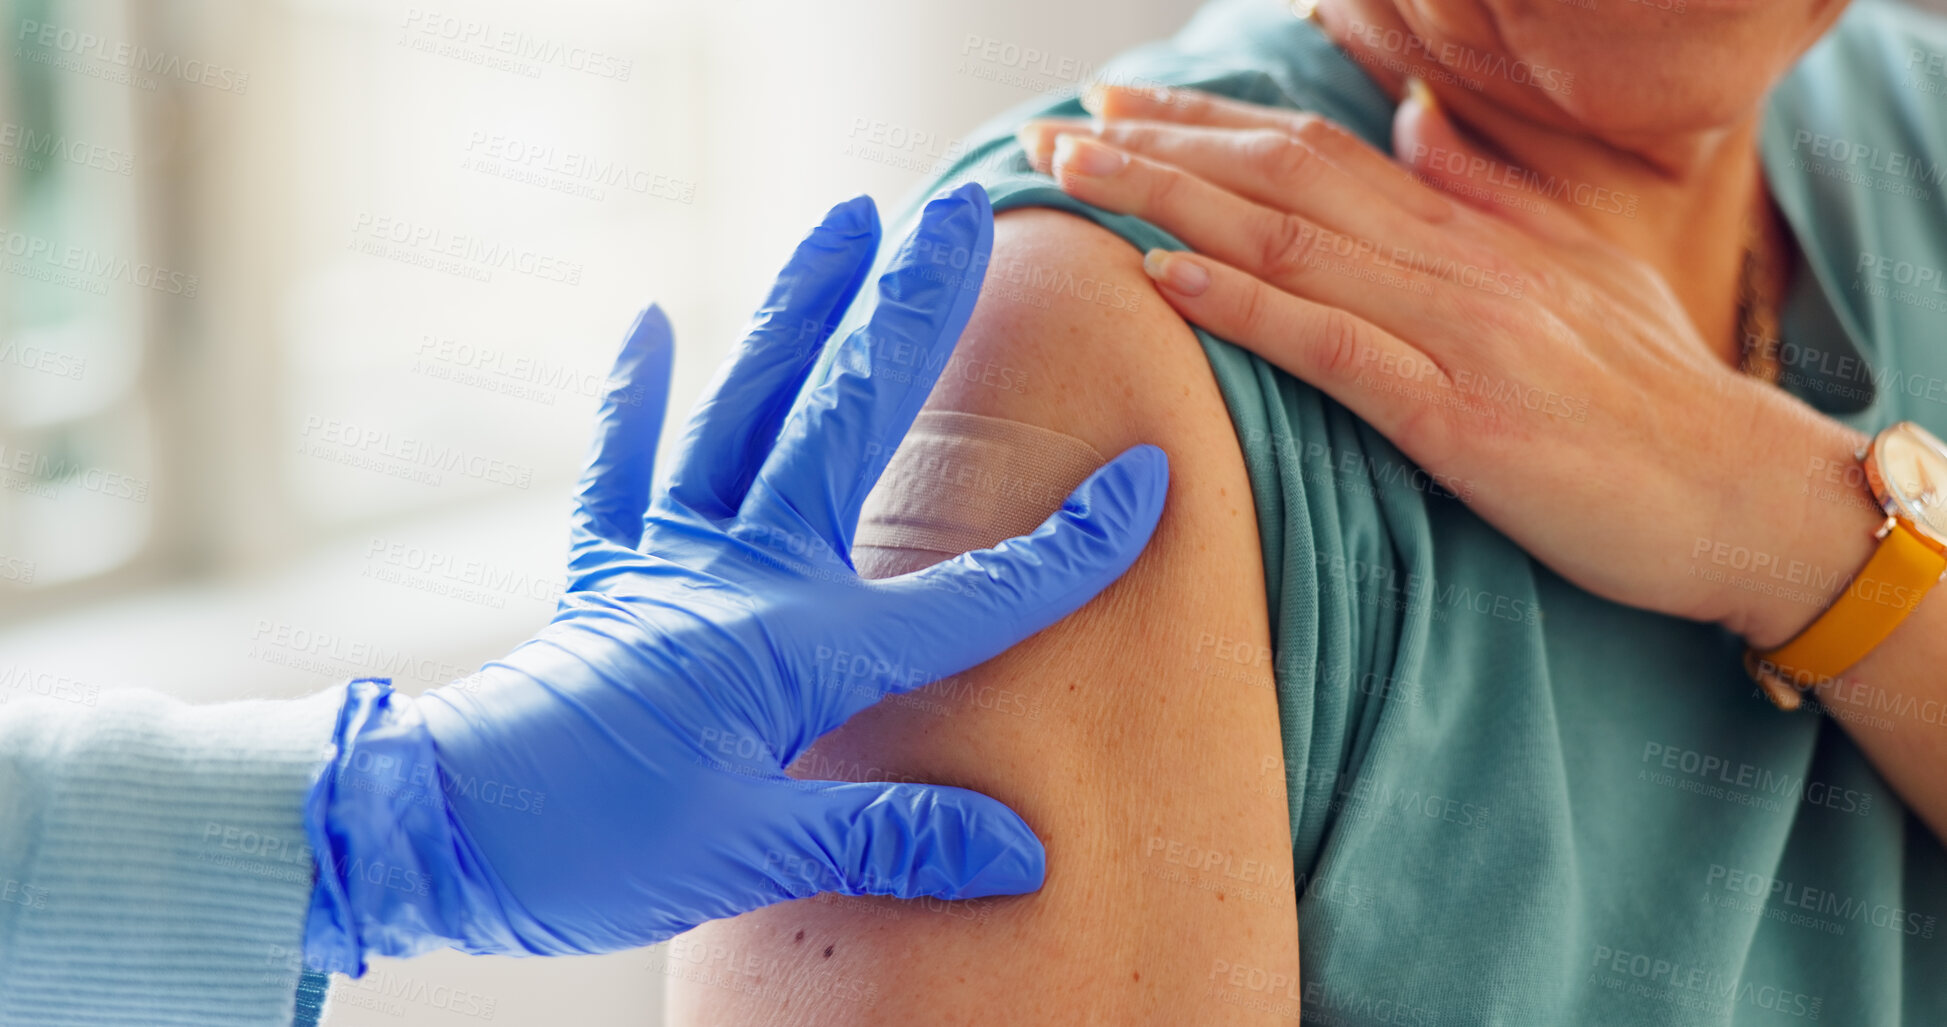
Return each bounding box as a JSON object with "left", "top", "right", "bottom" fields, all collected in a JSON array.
[{"left": 0, "top": 0, "right": 1200, "bottom": 1023}]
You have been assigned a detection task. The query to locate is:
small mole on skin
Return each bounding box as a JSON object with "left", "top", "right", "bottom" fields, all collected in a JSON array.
[
  {"left": 1068, "top": 683, "right": 1076, "bottom": 691},
  {"left": 1216, "top": 893, "right": 1226, "bottom": 902},
  {"left": 823, "top": 944, "right": 835, "bottom": 959},
  {"left": 1133, "top": 971, "right": 1141, "bottom": 982},
  {"left": 794, "top": 930, "right": 805, "bottom": 943}
]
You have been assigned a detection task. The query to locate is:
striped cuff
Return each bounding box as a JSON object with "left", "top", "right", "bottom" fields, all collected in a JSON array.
[{"left": 0, "top": 685, "right": 345, "bottom": 1026}]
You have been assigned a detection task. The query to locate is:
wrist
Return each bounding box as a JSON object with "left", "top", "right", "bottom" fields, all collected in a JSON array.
[
  {"left": 1716, "top": 407, "right": 1878, "bottom": 651},
  {"left": 302, "top": 679, "right": 503, "bottom": 975}
]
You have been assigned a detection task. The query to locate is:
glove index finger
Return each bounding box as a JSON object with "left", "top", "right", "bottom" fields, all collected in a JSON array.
[
  {"left": 664, "top": 195, "right": 883, "bottom": 520},
  {"left": 569, "top": 304, "right": 675, "bottom": 569},
  {"left": 746, "top": 183, "right": 994, "bottom": 558}
]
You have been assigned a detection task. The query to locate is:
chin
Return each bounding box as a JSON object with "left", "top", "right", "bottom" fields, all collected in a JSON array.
[
  {"left": 1540, "top": 58, "right": 1778, "bottom": 139},
  {"left": 1484, "top": 5, "right": 1844, "bottom": 140}
]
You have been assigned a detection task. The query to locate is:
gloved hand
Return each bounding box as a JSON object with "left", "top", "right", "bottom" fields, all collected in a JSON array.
[{"left": 301, "top": 183, "right": 1170, "bottom": 973}]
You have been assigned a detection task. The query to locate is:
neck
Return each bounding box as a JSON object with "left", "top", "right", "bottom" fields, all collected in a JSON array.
[{"left": 1316, "top": 0, "right": 1779, "bottom": 366}]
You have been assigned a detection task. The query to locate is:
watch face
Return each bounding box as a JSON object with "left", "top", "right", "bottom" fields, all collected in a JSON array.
[{"left": 1876, "top": 423, "right": 1947, "bottom": 544}]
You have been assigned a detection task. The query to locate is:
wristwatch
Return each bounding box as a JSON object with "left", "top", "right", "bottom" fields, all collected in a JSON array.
[{"left": 1747, "top": 420, "right": 1947, "bottom": 711}]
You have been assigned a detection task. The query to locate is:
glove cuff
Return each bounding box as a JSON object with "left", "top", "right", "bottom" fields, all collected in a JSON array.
[{"left": 301, "top": 679, "right": 489, "bottom": 975}]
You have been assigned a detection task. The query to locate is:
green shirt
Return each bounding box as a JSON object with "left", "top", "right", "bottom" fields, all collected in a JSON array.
[{"left": 880, "top": 0, "right": 1947, "bottom": 1021}]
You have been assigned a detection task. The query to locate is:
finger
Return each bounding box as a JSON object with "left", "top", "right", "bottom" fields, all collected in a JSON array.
[
  {"left": 568, "top": 305, "right": 675, "bottom": 567},
  {"left": 664, "top": 194, "right": 883, "bottom": 520},
  {"left": 1083, "top": 81, "right": 1295, "bottom": 130},
  {"left": 860, "top": 444, "right": 1169, "bottom": 694},
  {"left": 1082, "top": 83, "right": 1450, "bottom": 221},
  {"left": 1048, "top": 134, "right": 1460, "bottom": 340},
  {"left": 1138, "top": 247, "right": 1461, "bottom": 456},
  {"left": 746, "top": 182, "right": 993, "bottom": 556},
  {"left": 776, "top": 778, "right": 1045, "bottom": 900},
  {"left": 1024, "top": 116, "right": 1451, "bottom": 246},
  {"left": 1393, "top": 79, "right": 1585, "bottom": 241}
]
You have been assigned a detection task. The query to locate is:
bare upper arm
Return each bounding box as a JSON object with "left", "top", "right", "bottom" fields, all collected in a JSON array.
[{"left": 666, "top": 209, "right": 1302, "bottom": 1025}]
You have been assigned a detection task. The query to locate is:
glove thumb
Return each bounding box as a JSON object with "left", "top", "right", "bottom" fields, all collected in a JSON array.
[{"left": 774, "top": 779, "right": 1046, "bottom": 901}]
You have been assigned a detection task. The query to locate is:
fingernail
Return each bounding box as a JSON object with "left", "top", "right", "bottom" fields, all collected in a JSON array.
[
  {"left": 822, "top": 193, "right": 878, "bottom": 237},
  {"left": 1053, "top": 134, "right": 1127, "bottom": 178},
  {"left": 1404, "top": 76, "right": 1439, "bottom": 116},
  {"left": 1142, "top": 249, "right": 1209, "bottom": 296},
  {"left": 1017, "top": 122, "right": 1056, "bottom": 165},
  {"left": 960, "top": 830, "right": 1045, "bottom": 898},
  {"left": 1081, "top": 81, "right": 1109, "bottom": 116},
  {"left": 986, "top": 843, "right": 1046, "bottom": 896},
  {"left": 1101, "top": 444, "right": 1170, "bottom": 525}
]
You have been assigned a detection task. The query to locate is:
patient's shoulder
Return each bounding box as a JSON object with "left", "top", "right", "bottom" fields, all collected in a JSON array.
[
  {"left": 930, "top": 208, "right": 1225, "bottom": 450},
  {"left": 666, "top": 205, "right": 1298, "bottom": 1026}
]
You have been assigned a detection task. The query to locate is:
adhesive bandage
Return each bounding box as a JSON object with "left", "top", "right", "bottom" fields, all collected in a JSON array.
[{"left": 854, "top": 410, "right": 1106, "bottom": 576}]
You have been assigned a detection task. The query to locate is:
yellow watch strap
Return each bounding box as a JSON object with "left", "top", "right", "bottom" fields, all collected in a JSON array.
[{"left": 1758, "top": 521, "right": 1947, "bottom": 687}]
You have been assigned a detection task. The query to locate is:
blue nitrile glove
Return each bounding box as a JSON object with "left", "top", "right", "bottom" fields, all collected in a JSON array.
[{"left": 300, "top": 183, "right": 1170, "bottom": 973}]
